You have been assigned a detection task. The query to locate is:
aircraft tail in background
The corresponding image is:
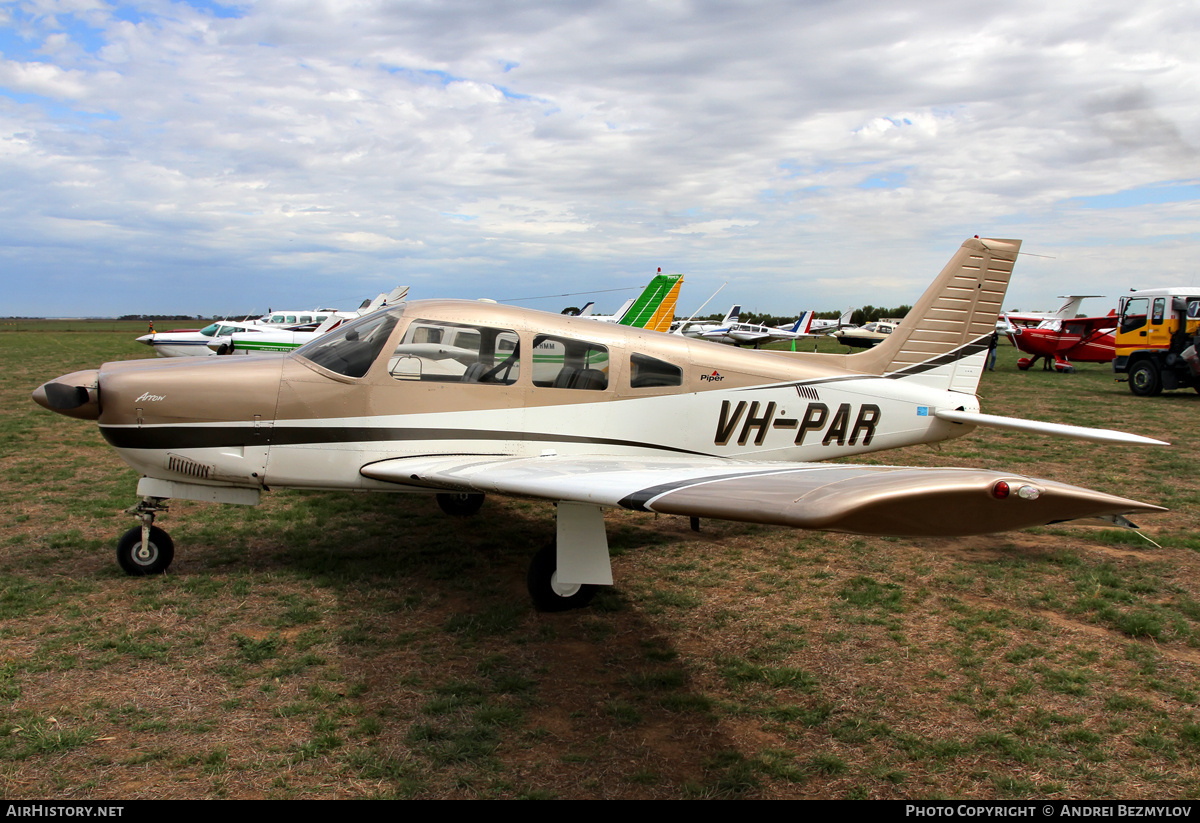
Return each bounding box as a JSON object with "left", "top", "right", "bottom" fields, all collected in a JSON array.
[{"left": 617, "top": 273, "right": 684, "bottom": 333}]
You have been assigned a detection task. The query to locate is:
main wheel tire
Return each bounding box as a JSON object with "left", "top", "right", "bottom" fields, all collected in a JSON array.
[
  {"left": 116, "top": 525, "right": 175, "bottom": 576},
  {"left": 1129, "top": 361, "right": 1162, "bottom": 397},
  {"left": 1017, "top": 357, "right": 1032, "bottom": 371},
  {"left": 436, "top": 492, "right": 485, "bottom": 517},
  {"left": 527, "top": 541, "right": 597, "bottom": 612}
]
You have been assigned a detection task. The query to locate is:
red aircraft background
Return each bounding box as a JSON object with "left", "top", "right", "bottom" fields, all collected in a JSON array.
[{"left": 1003, "top": 311, "right": 1117, "bottom": 372}]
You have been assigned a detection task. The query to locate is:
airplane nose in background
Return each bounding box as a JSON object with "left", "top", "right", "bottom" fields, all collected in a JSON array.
[{"left": 32, "top": 369, "right": 101, "bottom": 420}]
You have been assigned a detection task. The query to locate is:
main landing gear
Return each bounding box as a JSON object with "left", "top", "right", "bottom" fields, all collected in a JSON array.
[
  {"left": 1016, "top": 355, "right": 1075, "bottom": 373},
  {"left": 435, "top": 494, "right": 613, "bottom": 612},
  {"left": 117, "top": 497, "right": 174, "bottom": 575},
  {"left": 110, "top": 491, "right": 614, "bottom": 612},
  {"left": 436, "top": 492, "right": 486, "bottom": 517},
  {"left": 527, "top": 540, "right": 597, "bottom": 612}
]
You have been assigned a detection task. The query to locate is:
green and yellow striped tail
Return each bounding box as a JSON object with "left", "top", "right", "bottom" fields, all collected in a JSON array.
[{"left": 617, "top": 274, "right": 683, "bottom": 333}]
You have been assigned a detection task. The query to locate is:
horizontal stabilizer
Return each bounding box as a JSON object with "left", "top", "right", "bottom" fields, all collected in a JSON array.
[{"left": 934, "top": 409, "right": 1168, "bottom": 446}]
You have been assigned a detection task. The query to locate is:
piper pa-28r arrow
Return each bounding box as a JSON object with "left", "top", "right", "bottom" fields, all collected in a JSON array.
[{"left": 34, "top": 237, "right": 1167, "bottom": 611}]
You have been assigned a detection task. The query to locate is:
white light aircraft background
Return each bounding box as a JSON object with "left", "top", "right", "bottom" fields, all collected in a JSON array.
[{"left": 2, "top": 0, "right": 1199, "bottom": 318}]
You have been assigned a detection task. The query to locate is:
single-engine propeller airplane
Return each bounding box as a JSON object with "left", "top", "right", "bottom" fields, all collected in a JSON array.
[
  {"left": 34, "top": 237, "right": 1167, "bottom": 611},
  {"left": 1004, "top": 311, "right": 1117, "bottom": 372}
]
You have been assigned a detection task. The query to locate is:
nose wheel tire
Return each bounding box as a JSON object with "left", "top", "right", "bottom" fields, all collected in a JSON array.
[
  {"left": 527, "top": 541, "right": 597, "bottom": 612},
  {"left": 116, "top": 526, "right": 175, "bottom": 576}
]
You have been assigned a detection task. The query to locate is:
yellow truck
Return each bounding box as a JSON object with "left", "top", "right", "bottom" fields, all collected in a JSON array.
[{"left": 1114, "top": 288, "right": 1200, "bottom": 395}]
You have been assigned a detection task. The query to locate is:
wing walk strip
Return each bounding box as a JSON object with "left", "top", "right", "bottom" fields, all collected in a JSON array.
[{"left": 618, "top": 466, "right": 823, "bottom": 511}]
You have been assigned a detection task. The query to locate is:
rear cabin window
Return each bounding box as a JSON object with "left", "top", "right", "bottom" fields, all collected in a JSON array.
[
  {"left": 389, "top": 320, "right": 520, "bottom": 385},
  {"left": 630, "top": 353, "right": 682, "bottom": 388},
  {"left": 532, "top": 335, "right": 609, "bottom": 390}
]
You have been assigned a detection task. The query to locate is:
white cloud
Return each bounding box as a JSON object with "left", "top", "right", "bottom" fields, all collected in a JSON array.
[{"left": 1, "top": 0, "right": 1199, "bottom": 315}]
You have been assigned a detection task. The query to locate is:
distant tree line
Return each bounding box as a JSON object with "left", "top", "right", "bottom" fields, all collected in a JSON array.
[
  {"left": 848, "top": 305, "right": 912, "bottom": 326},
  {"left": 118, "top": 313, "right": 262, "bottom": 322}
]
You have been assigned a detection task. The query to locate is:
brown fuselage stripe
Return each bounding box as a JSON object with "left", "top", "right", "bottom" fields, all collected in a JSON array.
[{"left": 99, "top": 424, "right": 712, "bottom": 457}]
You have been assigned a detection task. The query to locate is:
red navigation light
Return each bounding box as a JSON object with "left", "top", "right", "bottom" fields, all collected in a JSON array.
[{"left": 992, "top": 481, "right": 1010, "bottom": 499}]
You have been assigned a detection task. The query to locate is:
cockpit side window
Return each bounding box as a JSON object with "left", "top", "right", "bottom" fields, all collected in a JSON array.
[
  {"left": 532, "top": 335, "right": 609, "bottom": 390},
  {"left": 296, "top": 309, "right": 401, "bottom": 378},
  {"left": 389, "top": 320, "right": 520, "bottom": 385}
]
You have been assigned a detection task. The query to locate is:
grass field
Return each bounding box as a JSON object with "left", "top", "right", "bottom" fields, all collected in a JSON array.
[{"left": 3, "top": 322, "right": 1200, "bottom": 799}]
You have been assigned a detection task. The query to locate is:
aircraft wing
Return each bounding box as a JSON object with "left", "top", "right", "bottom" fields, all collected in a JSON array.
[
  {"left": 1065, "top": 315, "right": 1119, "bottom": 334},
  {"left": 359, "top": 454, "right": 1163, "bottom": 537}
]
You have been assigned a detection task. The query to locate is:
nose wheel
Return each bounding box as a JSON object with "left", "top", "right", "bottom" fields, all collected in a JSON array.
[
  {"left": 117, "top": 497, "right": 174, "bottom": 575},
  {"left": 116, "top": 525, "right": 175, "bottom": 575}
]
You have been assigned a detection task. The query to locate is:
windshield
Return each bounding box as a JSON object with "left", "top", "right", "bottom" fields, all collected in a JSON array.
[
  {"left": 295, "top": 307, "right": 403, "bottom": 378},
  {"left": 199, "top": 324, "right": 220, "bottom": 337}
]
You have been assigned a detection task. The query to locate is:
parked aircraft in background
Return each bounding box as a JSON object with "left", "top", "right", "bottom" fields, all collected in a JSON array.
[
  {"left": 575, "top": 272, "right": 683, "bottom": 332},
  {"left": 831, "top": 320, "right": 901, "bottom": 349},
  {"left": 1005, "top": 311, "right": 1117, "bottom": 372},
  {"left": 207, "top": 288, "right": 410, "bottom": 357},
  {"left": 34, "top": 237, "right": 1165, "bottom": 612},
  {"left": 1001, "top": 295, "right": 1103, "bottom": 329},
  {"left": 137, "top": 288, "right": 408, "bottom": 357},
  {"left": 674, "top": 305, "right": 742, "bottom": 338},
  {"left": 809, "top": 308, "right": 856, "bottom": 333},
  {"left": 698, "top": 311, "right": 818, "bottom": 347},
  {"left": 208, "top": 315, "right": 343, "bottom": 356},
  {"left": 135, "top": 319, "right": 281, "bottom": 358}
]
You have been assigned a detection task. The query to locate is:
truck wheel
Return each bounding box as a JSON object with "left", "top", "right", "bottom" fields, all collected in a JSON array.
[{"left": 1129, "top": 361, "right": 1162, "bottom": 397}]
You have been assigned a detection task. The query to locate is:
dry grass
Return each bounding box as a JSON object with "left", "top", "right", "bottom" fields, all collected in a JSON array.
[{"left": 3, "top": 327, "right": 1200, "bottom": 798}]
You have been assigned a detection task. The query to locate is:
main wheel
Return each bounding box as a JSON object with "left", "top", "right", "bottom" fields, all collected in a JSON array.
[
  {"left": 526, "top": 541, "right": 597, "bottom": 612},
  {"left": 116, "top": 525, "right": 175, "bottom": 576},
  {"left": 1129, "top": 361, "right": 1162, "bottom": 397},
  {"left": 436, "top": 492, "right": 485, "bottom": 517},
  {"left": 1017, "top": 357, "right": 1032, "bottom": 371}
]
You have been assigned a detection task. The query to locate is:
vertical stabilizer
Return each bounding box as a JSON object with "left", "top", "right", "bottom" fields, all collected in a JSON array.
[
  {"left": 618, "top": 274, "right": 684, "bottom": 332},
  {"left": 794, "top": 311, "right": 815, "bottom": 334},
  {"left": 847, "top": 237, "right": 1020, "bottom": 392}
]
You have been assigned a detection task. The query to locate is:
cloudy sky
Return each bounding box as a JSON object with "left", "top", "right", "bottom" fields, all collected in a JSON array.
[{"left": 3, "top": 0, "right": 1199, "bottom": 318}]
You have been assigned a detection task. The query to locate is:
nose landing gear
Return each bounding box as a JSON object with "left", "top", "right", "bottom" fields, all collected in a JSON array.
[{"left": 117, "top": 497, "right": 174, "bottom": 575}]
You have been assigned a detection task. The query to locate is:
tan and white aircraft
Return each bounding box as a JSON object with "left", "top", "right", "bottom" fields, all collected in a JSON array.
[{"left": 33, "top": 237, "right": 1167, "bottom": 611}]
